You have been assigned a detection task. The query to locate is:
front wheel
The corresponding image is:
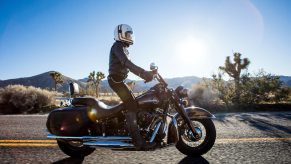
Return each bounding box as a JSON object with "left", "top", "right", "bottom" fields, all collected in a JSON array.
[
  {"left": 176, "top": 119, "right": 216, "bottom": 157},
  {"left": 57, "top": 140, "right": 95, "bottom": 157}
]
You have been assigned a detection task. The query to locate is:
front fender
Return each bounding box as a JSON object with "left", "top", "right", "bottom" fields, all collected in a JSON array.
[{"left": 174, "top": 106, "right": 215, "bottom": 120}]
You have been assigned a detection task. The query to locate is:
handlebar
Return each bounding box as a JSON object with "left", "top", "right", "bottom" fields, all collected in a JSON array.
[{"left": 145, "top": 69, "right": 168, "bottom": 87}]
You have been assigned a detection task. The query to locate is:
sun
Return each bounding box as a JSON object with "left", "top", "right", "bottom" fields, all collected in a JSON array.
[{"left": 175, "top": 36, "right": 208, "bottom": 64}]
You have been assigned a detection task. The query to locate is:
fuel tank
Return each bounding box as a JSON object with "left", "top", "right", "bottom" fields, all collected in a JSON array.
[{"left": 136, "top": 90, "right": 160, "bottom": 109}]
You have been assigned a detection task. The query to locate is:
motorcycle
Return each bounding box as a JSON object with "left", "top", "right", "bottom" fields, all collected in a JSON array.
[{"left": 46, "top": 63, "right": 216, "bottom": 157}]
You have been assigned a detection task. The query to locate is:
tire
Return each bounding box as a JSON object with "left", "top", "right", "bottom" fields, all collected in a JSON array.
[
  {"left": 176, "top": 119, "right": 216, "bottom": 157},
  {"left": 57, "top": 140, "right": 95, "bottom": 157}
]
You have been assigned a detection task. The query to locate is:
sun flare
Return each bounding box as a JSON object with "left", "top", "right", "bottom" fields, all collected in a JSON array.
[{"left": 175, "top": 36, "right": 208, "bottom": 64}]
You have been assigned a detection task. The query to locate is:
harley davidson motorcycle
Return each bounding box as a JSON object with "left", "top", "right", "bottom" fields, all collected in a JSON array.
[{"left": 46, "top": 63, "right": 216, "bottom": 157}]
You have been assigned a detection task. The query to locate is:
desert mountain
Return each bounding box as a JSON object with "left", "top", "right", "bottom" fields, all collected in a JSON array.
[
  {"left": 280, "top": 76, "right": 291, "bottom": 87},
  {"left": 0, "top": 71, "right": 86, "bottom": 92},
  {"left": 0, "top": 72, "right": 290, "bottom": 93}
]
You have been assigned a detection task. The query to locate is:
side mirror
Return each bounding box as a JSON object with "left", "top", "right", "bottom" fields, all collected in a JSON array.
[
  {"left": 69, "top": 82, "right": 79, "bottom": 96},
  {"left": 150, "top": 62, "right": 158, "bottom": 71}
]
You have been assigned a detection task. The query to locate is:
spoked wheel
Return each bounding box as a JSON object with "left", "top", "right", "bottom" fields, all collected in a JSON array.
[
  {"left": 57, "top": 140, "right": 95, "bottom": 157},
  {"left": 176, "top": 119, "right": 216, "bottom": 157}
]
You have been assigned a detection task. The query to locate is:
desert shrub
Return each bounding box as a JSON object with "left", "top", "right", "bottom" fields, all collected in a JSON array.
[
  {"left": 0, "top": 85, "right": 59, "bottom": 114},
  {"left": 207, "top": 74, "right": 236, "bottom": 106},
  {"left": 189, "top": 81, "right": 222, "bottom": 107},
  {"left": 209, "top": 69, "right": 290, "bottom": 106},
  {"left": 240, "top": 71, "right": 290, "bottom": 104}
]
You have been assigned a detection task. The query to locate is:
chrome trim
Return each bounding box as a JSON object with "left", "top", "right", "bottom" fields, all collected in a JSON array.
[
  {"left": 139, "top": 100, "right": 159, "bottom": 105},
  {"left": 47, "top": 134, "right": 131, "bottom": 141},
  {"left": 190, "top": 115, "right": 216, "bottom": 119},
  {"left": 162, "top": 117, "right": 169, "bottom": 140},
  {"left": 170, "top": 115, "right": 179, "bottom": 143},
  {"left": 149, "top": 121, "right": 162, "bottom": 143},
  {"left": 83, "top": 141, "right": 134, "bottom": 147}
]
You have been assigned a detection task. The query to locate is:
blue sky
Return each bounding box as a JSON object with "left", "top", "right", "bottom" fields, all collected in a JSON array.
[{"left": 0, "top": 0, "right": 291, "bottom": 80}]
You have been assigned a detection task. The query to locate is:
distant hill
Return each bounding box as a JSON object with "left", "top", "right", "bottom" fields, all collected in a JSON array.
[
  {"left": 0, "top": 72, "right": 203, "bottom": 93},
  {"left": 0, "top": 72, "right": 289, "bottom": 93},
  {"left": 96, "top": 76, "right": 203, "bottom": 93},
  {"left": 280, "top": 76, "right": 291, "bottom": 87},
  {"left": 0, "top": 71, "right": 86, "bottom": 92}
]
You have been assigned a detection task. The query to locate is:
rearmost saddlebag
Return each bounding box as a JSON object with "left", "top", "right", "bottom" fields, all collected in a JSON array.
[{"left": 46, "top": 106, "right": 92, "bottom": 136}]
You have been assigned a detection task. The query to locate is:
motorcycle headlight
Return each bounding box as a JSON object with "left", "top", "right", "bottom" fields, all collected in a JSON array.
[{"left": 175, "top": 86, "right": 189, "bottom": 98}]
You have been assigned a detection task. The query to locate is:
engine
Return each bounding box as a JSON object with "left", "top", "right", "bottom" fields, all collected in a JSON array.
[
  {"left": 103, "top": 115, "right": 128, "bottom": 136},
  {"left": 99, "top": 108, "right": 167, "bottom": 141},
  {"left": 137, "top": 111, "right": 156, "bottom": 129},
  {"left": 137, "top": 109, "right": 167, "bottom": 142}
]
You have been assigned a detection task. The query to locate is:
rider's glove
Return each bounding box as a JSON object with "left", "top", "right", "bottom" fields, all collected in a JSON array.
[{"left": 140, "top": 70, "right": 153, "bottom": 82}]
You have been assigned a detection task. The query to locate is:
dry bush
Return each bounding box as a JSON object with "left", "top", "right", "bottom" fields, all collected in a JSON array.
[
  {"left": 189, "top": 82, "right": 222, "bottom": 107},
  {"left": 94, "top": 94, "right": 121, "bottom": 106},
  {"left": 0, "top": 85, "right": 60, "bottom": 114}
]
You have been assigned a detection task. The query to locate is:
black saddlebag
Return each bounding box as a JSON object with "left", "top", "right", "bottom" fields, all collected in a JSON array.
[{"left": 46, "top": 106, "right": 93, "bottom": 136}]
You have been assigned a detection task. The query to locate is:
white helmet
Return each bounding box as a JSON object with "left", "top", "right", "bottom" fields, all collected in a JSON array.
[{"left": 114, "top": 24, "right": 134, "bottom": 45}]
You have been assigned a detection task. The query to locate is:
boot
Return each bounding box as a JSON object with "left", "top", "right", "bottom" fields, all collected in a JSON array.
[{"left": 126, "top": 112, "right": 156, "bottom": 150}]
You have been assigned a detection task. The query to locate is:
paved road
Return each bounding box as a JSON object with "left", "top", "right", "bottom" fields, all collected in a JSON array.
[{"left": 0, "top": 112, "right": 291, "bottom": 163}]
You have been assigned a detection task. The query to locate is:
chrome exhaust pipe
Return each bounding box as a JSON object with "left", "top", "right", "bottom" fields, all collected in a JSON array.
[
  {"left": 47, "top": 134, "right": 131, "bottom": 141},
  {"left": 47, "top": 134, "right": 134, "bottom": 148},
  {"left": 83, "top": 140, "right": 134, "bottom": 147}
]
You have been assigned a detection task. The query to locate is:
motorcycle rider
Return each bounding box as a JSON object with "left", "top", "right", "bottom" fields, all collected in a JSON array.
[{"left": 108, "top": 24, "right": 155, "bottom": 150}]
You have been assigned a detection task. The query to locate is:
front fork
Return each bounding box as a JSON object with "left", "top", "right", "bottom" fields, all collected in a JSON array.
[{"left": 172, "top": 96, "right": 200, "bottom": 139}]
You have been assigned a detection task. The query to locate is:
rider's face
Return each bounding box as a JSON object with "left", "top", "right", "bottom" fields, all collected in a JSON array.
[{"left": 125, "top": 32, "right": 133, "bottom": 40}]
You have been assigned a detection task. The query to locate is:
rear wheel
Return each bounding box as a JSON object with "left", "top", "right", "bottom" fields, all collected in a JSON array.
[
  {"left": 57, "top": 140, "right": 95, "bottom": 157},
  {"left": 176, "top": 119, "right": 216, "bottom": 157}
]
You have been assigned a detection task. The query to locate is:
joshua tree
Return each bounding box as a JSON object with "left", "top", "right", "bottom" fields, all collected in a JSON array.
[
  {"left": 49, "top": 71, "right": 63, "bottom": 91},
  {"left": 87, "top": 71, "right": 105, "bottom": 97},
  {"left": 219, "top": 52, "right": 250, "bottom": 104}
]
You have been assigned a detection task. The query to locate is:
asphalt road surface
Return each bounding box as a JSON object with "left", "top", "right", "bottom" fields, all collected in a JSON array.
[{"left": 0, "top": 112, "right": 290, "bottom": 164}]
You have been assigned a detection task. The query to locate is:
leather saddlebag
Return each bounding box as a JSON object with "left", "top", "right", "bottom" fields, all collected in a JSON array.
[{"left": 46, "top": 106, "right": 92, "bottom": 136}]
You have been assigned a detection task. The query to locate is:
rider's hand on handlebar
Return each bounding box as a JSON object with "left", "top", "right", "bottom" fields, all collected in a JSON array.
[{"left": 141, "top": 70, "right": 154, "bottom": 83}]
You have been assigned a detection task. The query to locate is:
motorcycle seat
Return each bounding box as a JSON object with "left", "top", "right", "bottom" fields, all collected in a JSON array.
[{"left": 71, "top": 97, "right": 124, "bottom": 119}]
